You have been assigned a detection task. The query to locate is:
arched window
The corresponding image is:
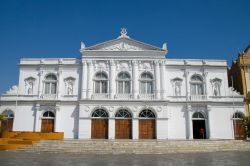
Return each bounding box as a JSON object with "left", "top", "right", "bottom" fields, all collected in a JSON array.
[
  {"left": 2, "top": 110, "right": 14, "bottom": 131},
  {"left": 117, "top": 72, "right": 131, "bottom": 94},
  {"left": 3, "top": 110, "right": 14, "bottom": 119},
  {"left": 92, "top": 109, "right": 109, "bottom": 118},
  {"left": 192, "top": 112, "right": 205, "bottom": 119},
  {"left": 140, "top": 73, "right": 153, "bottom": 94},
  {"left": 94, "top": 73, "right": 108, "bottom": 93},
  {"left": 232, "top": 112, "right": 244, "bottom": 119},
  {"left": 42, "top": 111, "right": 55, "bottom": 118},
  {"left": 44, "top": 74, "right": 57, "bottom": 94},
  {"left": 139, "top": 109, "right": 156, "bottom": 118},
  {"left": 115, "top": 109, "right": 132, "bottom": 118},
  {"left": 190, "top": 75, "right": 204, "bottom": 95}
]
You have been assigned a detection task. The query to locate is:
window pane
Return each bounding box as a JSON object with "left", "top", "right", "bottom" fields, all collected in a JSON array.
[
  {"left": 141, "top": 82, "right": 146, "bottom": 94},
  {"left": 45, "top": 83, "right": 50, "bottom": 94},
  {"left": 198, "top": 84, "right": 203, "bottom": 95},
  {"left": 118, "top": 81, "right": 123, "bottom": 93},
  {"left": 147, "top": 82, "right": 153, "bottom": 94},
  {"left": 102, "top": 81, "right": 107, "bottom": 93},
  {"left": 191, "top": 84, "right": 196, "bottom": 95},
  {"left": 95, "top": 81, "right": 100, "bottom": 93},
  {"left": 125, "top": 81, "right": 130, "bottom": 93},
  {"left": 51, "top": 83, "right": 57, "bottom": 94}
]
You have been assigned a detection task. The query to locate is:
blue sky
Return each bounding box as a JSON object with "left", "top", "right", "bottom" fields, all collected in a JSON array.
[{"left": 0, "top": 0, "right": 249, "bottom": 94}]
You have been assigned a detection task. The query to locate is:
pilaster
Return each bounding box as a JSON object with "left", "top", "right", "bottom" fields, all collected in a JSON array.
[
  {"left": 154, "top": 60, "right": 161, "bottom": 99},
  {"left": 160, "top": 60, "right": 166, "bottom": 99},
  {"left": 54, "top": 103, "right": 60, "bottom": 132},
  {"left": 34, "top": 103, "right": 40, "bottom": 132},
  {"left": 81, "top": 60, "right": 88, "bottom": 99},
  {"left": 87, "top": 61, "right": 94, "bottom": 99},
  {"left": 38, "top": 71, "right": 44, "bottom": 98},
  {"left": 132, "top": 60, "right": 139, "bottom": 99},
  {"left": 109, "top": 60, "right": 116, "bottom": 99}
]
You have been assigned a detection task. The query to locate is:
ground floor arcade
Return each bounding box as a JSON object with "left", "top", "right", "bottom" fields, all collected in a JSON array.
[{"left": 0, "top": 102, "right": 246, "bottom": 140}]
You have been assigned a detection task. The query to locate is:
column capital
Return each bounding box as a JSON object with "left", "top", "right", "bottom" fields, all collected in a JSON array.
[
  {"left": 159, "top": 60, "right": 166, "bottom": 65},
  {"left": 207, "top": 105, "right": 212, "bottom": 111},
  {"left": 110, "top": 60, "right": 116, "bottom": 66},
  {"left": 154, "top": 60, "right": 160, "bottom": 65},
  {"left": 186, "top": 104, "right": 192, "bottom": 111},
  {"left": 82, "top": 60, "right": 87, "bottom": 65},
  {"left": 132, "top": 60, "right": 138, "bottom": 65},
  {"left": 35, "top": 103, "right": 41, "bottom": 110},
  {"left": 38, "top": 71, "right": 43, "bottom": 77},
  {"left": 87, "top": 61, "right": 93, "bottom": 66}
]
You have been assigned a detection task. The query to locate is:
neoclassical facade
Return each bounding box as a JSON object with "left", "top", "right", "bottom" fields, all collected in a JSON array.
[{"left": 0, "top": 30, "right": 246, "bottom": 139}]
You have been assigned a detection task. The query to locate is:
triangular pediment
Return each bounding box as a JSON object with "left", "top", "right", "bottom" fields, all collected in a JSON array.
[{"left": 83, "top": 37, "right": 166, "bottom": 52}]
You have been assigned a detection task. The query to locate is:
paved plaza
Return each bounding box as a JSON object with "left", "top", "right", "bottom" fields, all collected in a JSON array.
[{"left": 0, "top": 151, "right": 250, "bottom": 166}]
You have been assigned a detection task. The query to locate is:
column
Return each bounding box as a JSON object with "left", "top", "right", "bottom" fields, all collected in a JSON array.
[
  {"left": 207, "top": 105, "right": 212, "bottom": 139},
  {"left": 34, "top": 103, "right": 40, "bottom": 132},
  {"left": 186, "top": 104, "right": 193, "bottom": 139},
  {"left": 109, "top": 60, "right": 116, "bottom": 99},
  {"left": 81, "top": 60, "right": 88, "bottom": 99},
  {"left": 54, "top": 104, "right": 60, "bottom": 132},
  {"left": 132, "top": 60, "right": 139, "bottom": 99},
  {"left": 87, "top": 61, "right": 94, "bottom": 99},
  {"left": 160, "top": 60, "right": 166, "bottom": 99},
  {"left": 132, "top": 119, "right": 139, "bottom": 139},
  {"left": 108, "top": 119, "right": 115, "bottom": 139},
  {"left": 154, "top": 60, "right": 161, "bottom": 99}
]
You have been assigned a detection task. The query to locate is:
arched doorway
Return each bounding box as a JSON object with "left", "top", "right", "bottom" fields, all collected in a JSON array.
[
  {"left": 139, "top": 109, "right": 156, "bottom": 139},
  {"left": 115, "top": 109, "right": 132, "bottom": 139},
  {"left": 192, "top": 112, "right": 207, "bottom": 139},
  {"left": 232, "top": 112, "right": 245, "bottom": 140},
  {"left": 2, "top": 110, "right": 14, "bottom": 131},
  {"left": 91, "top": 109, "right": 109, "bottom": 139},
  {"left": 41, "top": 111, "right": 55, "bottom": 132}
]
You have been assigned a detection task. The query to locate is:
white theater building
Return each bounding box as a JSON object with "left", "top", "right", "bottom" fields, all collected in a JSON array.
[{"left": 0, "top": 29, "right": 245, "bottom": 140}]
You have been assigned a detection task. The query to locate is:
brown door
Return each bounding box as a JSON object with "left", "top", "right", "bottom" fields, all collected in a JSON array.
[
  {"left": 233, "top": 120, "right": 245, "bottom": 140},
  {"left": 115, "top": 119, "right": 132, "bottom": 139},
  {"left": 91, "top": 119, "right": 108, "bottom": 139},
  {"left": 41, "top": 119, "right": 54, "bottom": 132},
  {"left": 2, "top": 119, "right": 13, "bottom": 131},
  {"left": 139, "top": 119, "right": 156, "bottom": 139}
]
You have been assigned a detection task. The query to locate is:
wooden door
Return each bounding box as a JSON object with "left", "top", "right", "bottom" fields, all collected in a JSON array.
[
  {"left": 91, "top": 119, "right": 108, "bottom": 139},
  {"left": 115, "top": 119, "right": 132, "bottom": 139},
  {"left": 139, "top": 119, "right": 156, "bottom": 139},
  {"left": 2, "top": 119, "right": 13, "bottom": 131},
  {"left": 233, "top": 120, "right": 245, "bottom": 140},
  {"left": 41, "top": 119, "right": 54, "bottom": 132}
]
